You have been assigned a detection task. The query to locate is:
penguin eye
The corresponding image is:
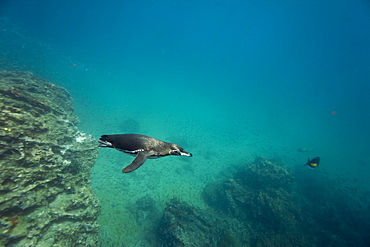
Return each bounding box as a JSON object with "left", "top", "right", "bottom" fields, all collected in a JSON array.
[{"left": 173, "top": 150, "right": 181, "bottom": 155}]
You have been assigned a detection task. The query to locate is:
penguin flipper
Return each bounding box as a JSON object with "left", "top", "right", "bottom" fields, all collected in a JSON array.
[{"left": 122, "top": 152, "right": 151, "bottom": 173}]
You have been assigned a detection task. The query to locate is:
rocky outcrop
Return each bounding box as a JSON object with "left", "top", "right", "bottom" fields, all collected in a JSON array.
[
  {"left": 203, "top": 157, "right": 298, "bottom": 231},
  {"left": 202, "top": 157, "right": 356, "bottom": 247},
  {"left": 148, "top": 157, "right": 366, "bottom": 246},
  {"left": 0, "top": 71, "right": 100, "bottom": 246},
  {"left": 157, "top": 198, "right": 230, "bottom": 247}
]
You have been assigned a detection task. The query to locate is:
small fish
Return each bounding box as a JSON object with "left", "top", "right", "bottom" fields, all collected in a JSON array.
[{"left": 304, "top": 157, "right": 320, "bottom": 168}]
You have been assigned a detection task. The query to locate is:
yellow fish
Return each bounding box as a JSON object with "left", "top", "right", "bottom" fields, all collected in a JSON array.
[{"left": 305, "top": 157, "right": 320, "bottom": 168}]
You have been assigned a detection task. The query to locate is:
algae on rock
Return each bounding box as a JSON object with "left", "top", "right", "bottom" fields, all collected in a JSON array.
[
  {"left": 157, "top": 198, "right": 227, "bottom": 247},
  {"left": 0, "top": 71, "right": 100, "bottom": 246},
  {"left": 202, "top": 157, "right": 359, "bottom": 247}
]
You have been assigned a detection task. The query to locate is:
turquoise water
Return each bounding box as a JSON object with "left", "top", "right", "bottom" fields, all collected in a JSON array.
[{"left": 1, "top": 0, "right": 370, "bottom": 245}]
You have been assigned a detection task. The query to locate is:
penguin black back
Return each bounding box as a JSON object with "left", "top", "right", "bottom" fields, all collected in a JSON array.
[{"left": 99, "top": 134, "right": 158, "bottom": 151}]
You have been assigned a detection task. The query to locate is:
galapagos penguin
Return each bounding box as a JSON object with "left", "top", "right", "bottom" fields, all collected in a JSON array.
[{"left": 98, "top": 134, "right": 192, "bottom": 173}]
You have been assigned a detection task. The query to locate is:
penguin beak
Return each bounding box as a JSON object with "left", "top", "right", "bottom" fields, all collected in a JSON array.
[{"left": 180, "top": 151, "right": 192, "bottom": 157}]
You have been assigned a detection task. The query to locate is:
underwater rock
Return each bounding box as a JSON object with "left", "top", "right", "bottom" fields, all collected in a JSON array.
[
  {"left": 203, "top": 157, "right": 305, "bottom": 244},
  {"left": 203, "top": 157, "right": 298, "bottom": 233},
  {"left": 157, "top": 198, "right": 227, "bottom": 247},
  {"left": 234, "top": 156, "right": 294, "bottom": 191},
  {"left": 202, "top": 157, "right": 357, "bottom": 246},
  {"left": 0, "top": 71, "right": 100, "bottom": 246},
  {"left": 132, "top": 195, "right": 158, "bottom": 226}
]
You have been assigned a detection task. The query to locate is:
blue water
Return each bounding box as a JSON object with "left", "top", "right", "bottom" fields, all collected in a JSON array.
[{"left": 1, "top": 0, "right": 370, "bottom": 246}]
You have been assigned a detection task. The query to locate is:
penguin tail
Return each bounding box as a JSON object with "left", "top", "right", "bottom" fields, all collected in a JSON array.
[{"left": 98, "top": 135, "right": 113, "bottom": 147}]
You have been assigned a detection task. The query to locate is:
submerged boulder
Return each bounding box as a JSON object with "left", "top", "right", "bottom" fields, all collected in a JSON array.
[
  {"left": 0, "top": 71, "right": 100, "bottom": 246},
  {"left": 202, "top": 157, "right": 359, "bottom": 246},
  {"left": 157, "top": 198, "right": 229, "bottom": 247},
  {"left": 202, "top": 157, "right": 304, "bottom": 243},
  {"left": 203, "top": 157, "right": 297, "bottom": 231}
]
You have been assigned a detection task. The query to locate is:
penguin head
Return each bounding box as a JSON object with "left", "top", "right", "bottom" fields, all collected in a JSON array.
[{"left": 169, "top": 144, "right": 192, "bottom": 157}]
